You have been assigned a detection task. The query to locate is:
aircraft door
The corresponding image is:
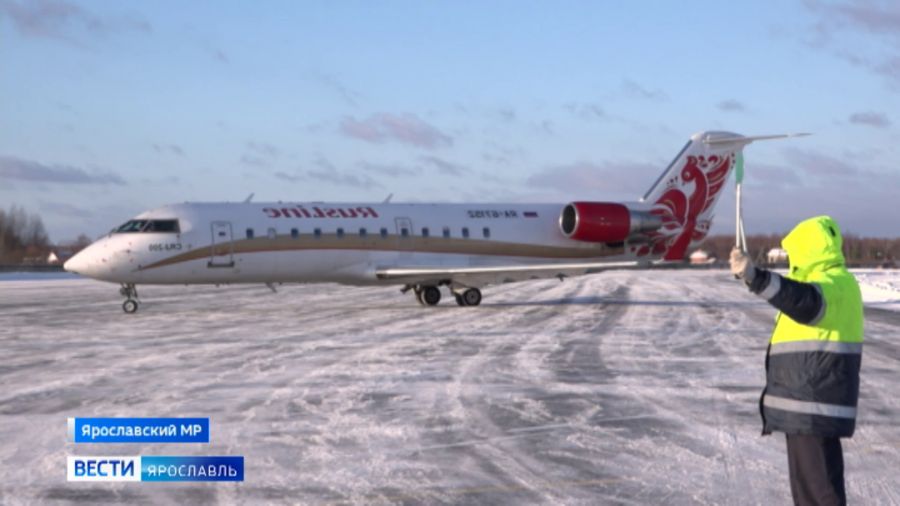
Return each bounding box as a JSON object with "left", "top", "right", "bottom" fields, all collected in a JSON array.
[{"left": 209, "top": 221, "right": 235, "bottom": 268}]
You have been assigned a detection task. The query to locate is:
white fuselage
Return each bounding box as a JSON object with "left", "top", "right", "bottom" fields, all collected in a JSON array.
[
  {"left": 61, "top": 131, "right": 784, "bottom": 311},
  {"left": 65, "top": 201, "right": 648, "bottom": 286}
]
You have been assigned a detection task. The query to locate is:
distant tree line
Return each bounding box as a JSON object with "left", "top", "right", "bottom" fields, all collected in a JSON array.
[
  {"left": 698, "top": 234, "right": 900, "bottom": 267},
  {"left": 0, "top": 205, "right": 94, "bottom": 264},
  {"left": 0, "top": 205, "right": 50, "bottom": 263}
]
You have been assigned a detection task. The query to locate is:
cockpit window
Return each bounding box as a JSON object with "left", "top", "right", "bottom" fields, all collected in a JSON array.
[
  {"left": 115, "top": 220, "right": 148, "bottom": 233},
  {"left": 145, "top": 220, "right": 180, "bottom": 233},
  {"left": 114, "top": 219, "right": 180, "bottom": 233}
]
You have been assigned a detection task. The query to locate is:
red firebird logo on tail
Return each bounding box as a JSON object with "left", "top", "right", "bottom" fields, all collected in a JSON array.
[{"left": 636, "top": 153, "right": 734, "bottom": 260}]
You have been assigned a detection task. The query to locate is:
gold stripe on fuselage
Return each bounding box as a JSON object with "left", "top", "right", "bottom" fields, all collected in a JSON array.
[{"left": 138, "top": 234, "right": 623, "bottom": 271}]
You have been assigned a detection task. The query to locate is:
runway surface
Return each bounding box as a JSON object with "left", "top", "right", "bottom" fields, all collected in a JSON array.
[{"left": 1, "top": 270, "right": 899, "bottom": 505}]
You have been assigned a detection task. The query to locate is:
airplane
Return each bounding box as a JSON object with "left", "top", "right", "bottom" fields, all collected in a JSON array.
[{"left": 64, "top": 130, "right": 800, "bottom": 313}]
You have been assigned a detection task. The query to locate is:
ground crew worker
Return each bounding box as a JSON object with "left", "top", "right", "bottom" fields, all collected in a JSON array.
[{"left": 730, "top": 215, "right": 863, "bottom": 506}]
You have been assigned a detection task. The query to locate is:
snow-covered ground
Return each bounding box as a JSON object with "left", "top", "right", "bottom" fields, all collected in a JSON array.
[
  {"left": 0, "top": 270, "right": 898, "bottom": 505},
  {"left": 855, "top": 269, "right": 900, "bottom": 312}
]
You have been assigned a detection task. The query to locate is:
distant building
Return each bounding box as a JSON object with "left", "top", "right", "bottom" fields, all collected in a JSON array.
[
  {"left": 21, "top": 256, "right": 45, "bottom": 265},
  {"left": 689, "top": 249, "right": 716, "bottom": 265},
  {"left": 767, "top": 247, "right": 788, "bottom": 264},
  {"left": 47, "top": 248, "right": 77, "bottom": 265}
]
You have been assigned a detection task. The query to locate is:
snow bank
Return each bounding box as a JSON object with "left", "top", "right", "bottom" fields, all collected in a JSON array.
[{"left": 854, "top": 269, "right": 900, "bottom": 312}]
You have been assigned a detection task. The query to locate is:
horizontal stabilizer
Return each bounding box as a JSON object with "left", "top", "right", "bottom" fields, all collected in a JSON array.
[{"left": 702, "top": 132, "right": 810, "bottom": 147}]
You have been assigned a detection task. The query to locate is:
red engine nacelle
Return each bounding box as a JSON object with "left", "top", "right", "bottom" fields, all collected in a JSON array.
[
  {"left": 559, "top": 202, "right": 661, "bottom": 243},
  {"left": 560, "top": 202, "right": 630, "bottom": 242}
]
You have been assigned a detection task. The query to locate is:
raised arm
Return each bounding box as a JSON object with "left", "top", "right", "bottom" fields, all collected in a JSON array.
[{"left": 730, "top": 248, "right": 825, "bottom": 325}]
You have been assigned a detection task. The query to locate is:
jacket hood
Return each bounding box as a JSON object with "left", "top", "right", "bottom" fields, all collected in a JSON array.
[{"left": 781, "top": 215, "right": 845, "bottom": 280}]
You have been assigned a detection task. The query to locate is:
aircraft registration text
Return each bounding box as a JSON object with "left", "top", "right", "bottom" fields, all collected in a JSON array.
[
  {"left": 149, "top": 243, "right": 183, "bottom": 252},
  {"left": 467, "top": 210, "right": 519, "bottom": 219}
]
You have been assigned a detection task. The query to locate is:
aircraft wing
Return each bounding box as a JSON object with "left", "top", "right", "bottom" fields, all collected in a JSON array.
[{"left": 374, "top": 259, "right": 674, "bottom": 286}]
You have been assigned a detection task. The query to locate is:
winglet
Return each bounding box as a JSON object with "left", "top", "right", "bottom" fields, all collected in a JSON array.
[
  {"left": 243, "top": 193, "right": 255, "bottom": 203},
  {"left": 383, "top": 193, "right": 393, "bottom": 204}
]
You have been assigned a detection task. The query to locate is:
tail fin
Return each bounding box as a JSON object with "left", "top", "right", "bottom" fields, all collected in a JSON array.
[{"left": 636, "top": 131, "right": 805, "bottom": 261}]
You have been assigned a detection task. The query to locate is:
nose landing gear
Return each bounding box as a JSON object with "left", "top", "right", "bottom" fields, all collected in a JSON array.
[{"left": 119, "top": 283, "right": 139, "bottom": 314}]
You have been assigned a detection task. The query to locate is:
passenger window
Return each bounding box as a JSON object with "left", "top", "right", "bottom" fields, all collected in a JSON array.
[
  {"left": 359, "top": 228, "right": 367, "bottom": 238},
  {"left": 443, "top": 227, "right": 450, "bottom": 238},
  {"left": 314, "top": 228, "right": 322, "bottom": 239},
  {"left": 246, "top": 228, "right": 254, "bottom": 239},
  {"left": 462, "top": 227, "right": 469, "bottom": 238},
  {"left": 336, "top": 228, "right": 344, "bottom": 238},
  {"left": 267, "top": 228, "right": 277, "bottom": 239},
  {"left": 483, "top": 227, "right": 490, "bottom": 239},
  {"left": 291, "top": 228, "right": 299, "bottom": 239},
  {"left": 380, "top": 228, "right": 388, "bottom": 239},
  {"left": 422, "top": 227, "right": 430, "bottom": 238}
]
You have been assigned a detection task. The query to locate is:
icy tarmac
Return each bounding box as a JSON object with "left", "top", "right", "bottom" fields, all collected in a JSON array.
[{"left": 1, "top": 270, "right": 899, "bottom": 505}]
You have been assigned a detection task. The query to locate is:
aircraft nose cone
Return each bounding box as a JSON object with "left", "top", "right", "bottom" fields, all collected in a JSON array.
[{"left": 63, "top": 251, "right": 88, "bottom": 275}]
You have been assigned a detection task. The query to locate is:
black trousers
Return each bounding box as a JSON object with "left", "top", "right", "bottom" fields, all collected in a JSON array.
[{"left": 785, "top": 434, "right": 846, "bottom": 506}]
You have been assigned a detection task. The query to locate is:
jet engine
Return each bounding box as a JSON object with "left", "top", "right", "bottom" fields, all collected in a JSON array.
[{"left": 559, "top": 202, "right": 661, "bottom": 243}]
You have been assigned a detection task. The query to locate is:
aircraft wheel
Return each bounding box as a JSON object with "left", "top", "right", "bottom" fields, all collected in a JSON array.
[
  {"left": 455, "top": 294, "right": 467, "bottom": 306},
  {"left": 122, "top": 299, "right": 139, "bottom": 314},
  {"left": 421, "top": 286, "right": 441, "bottom": 306},
  {"left": 462, "top": 288, "right": 482, "bottom": 306},
  {"left": 414, "top": 288, "right": 426, "bottom": 306}
]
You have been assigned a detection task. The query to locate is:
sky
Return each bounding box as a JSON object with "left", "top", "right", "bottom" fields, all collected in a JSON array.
[{"left": 1, "top": 0, "right": 899, "bottom": 243}]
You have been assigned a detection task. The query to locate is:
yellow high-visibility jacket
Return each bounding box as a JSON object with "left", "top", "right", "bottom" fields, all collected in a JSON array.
[{"left": 747, "top": 216, "right": 863, "bottom": 437}]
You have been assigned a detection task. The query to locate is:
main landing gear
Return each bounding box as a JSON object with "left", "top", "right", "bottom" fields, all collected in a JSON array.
[
  {"left": 454, "top": 288, "right": 482, "bottom": 307},
  {"left": 414, "top": 285, "right": 442, "bottom": 306},
  {"left": 119, "top": 283, "right": 139, "bottom": 314},
  {"left": 404, "top": 284, "right": 482, "bottom": 307}
]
